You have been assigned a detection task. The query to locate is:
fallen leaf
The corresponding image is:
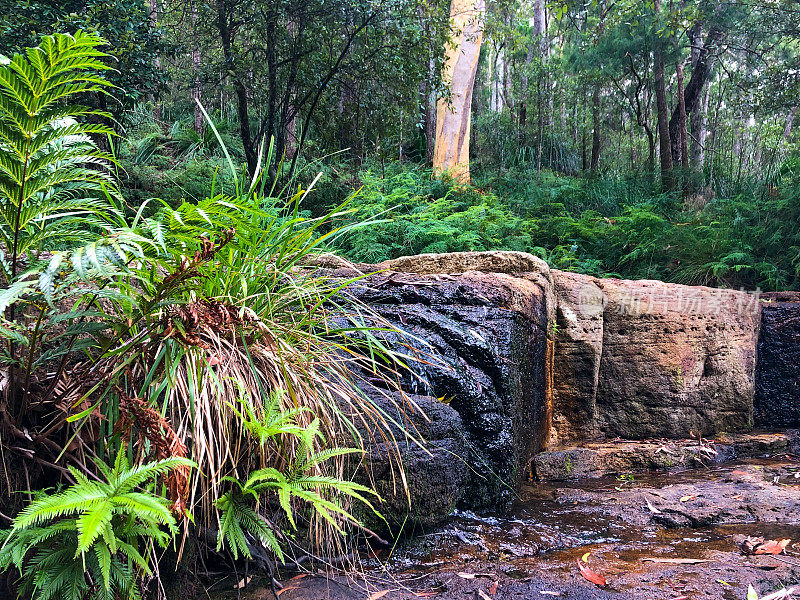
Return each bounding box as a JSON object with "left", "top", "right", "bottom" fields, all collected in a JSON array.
[
  {"left": 733, "top": 495, "right": 744, "bottom": 501},
  {"left": 718, "top": 580, "right": 733, "bottom": 586},
  {"left": 748, "top": 585, "right": 759, "bottom": 600},
  {"left": 680, "top": 495, "right": 696, "bottom": 502},
  {"left": 670, "top": 597, "right": 689, "bottom": 600},
  {"left": 732, "top": 470, "right": 749, "bottom": 476},
  {"left": 477, "top": 591, "right": 492, "bottom": 600},
  {"left": 276, "top": 587, "right": 298, "bottom": 597},
  {"left": 641, "top": 558, "right": 712, "bottom": 564},
  {"left": 580, "top": 552, "right": 591, "bottom": 563},
  {"left": 368, "top": 591, "right": 393, "bottom": 600},
  {"left": 577, "top": 559, "right": 607, "bottom": 586},
  {"left": 208, "top": 354, "right": 222, "bottom": 366},
  {"left": 755, "top": 539, "right": 791, "bottom": 555},
  {"left": 456, "top": 572, "right": 494, "bottom": 580},
  {"left": 289, "top": 574, "right": 307, "bottom": 581},
  {"left": 234, "top": 576, "right": 252, "bottom": 589},
  {"left": 412, "top": 593, "right": 437, "bottom": 598},
  {"left": 489, "top": 580, "right": 499, "bottom": 595}
]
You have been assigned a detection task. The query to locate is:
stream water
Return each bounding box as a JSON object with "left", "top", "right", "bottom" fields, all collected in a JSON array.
[{"left": 227, "top": 458, "right": 800, "bottom": 600}]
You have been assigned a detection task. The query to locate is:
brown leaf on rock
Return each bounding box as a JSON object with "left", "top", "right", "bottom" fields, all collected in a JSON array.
[
  {"left": 741, "top": 537, "right": 791, "bottom": 555},
  {"left": 754, "top": 539, "right": 791, "bottom": 555},
  {"left": 577, "top": 560, "right": 607, "bottom": 586}
]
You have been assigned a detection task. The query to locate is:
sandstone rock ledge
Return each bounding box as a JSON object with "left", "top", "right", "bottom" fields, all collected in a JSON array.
[{"left": 317, "top": 251, "right": 799, "bottom": 529}]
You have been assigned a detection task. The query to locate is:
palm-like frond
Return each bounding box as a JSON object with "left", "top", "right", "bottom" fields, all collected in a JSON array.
[{"left": 0, "top": 31, "right": 120, "bottom": 281}]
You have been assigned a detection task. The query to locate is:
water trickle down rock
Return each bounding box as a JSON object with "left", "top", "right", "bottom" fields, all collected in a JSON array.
[{"left": 343, "top": 252, "right": 554, "bottom": 509}]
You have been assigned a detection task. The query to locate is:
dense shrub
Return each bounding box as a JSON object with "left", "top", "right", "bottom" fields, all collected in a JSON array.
[
  {"left": 323, "top": 161, "right": 800, "bottom": 291},
  {"left": 330, "top": 166, "right": 532, "bottom": 262}
]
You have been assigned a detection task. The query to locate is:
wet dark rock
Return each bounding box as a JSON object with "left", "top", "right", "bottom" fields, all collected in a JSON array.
[
  {"left": 343, "top": 257, "right": 553, "bottom": 509},
  {"left": 357, "top": 390, "right": 469, "bottom": 533},
  {"left": 755, "top": 292, "right": 800, "bottom": 427}
]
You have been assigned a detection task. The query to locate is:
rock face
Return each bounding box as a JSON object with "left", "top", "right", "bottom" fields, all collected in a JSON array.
[
  {"left": 357, "top": 390, "right": 468, "bottom": 533},
  {"left": 320, "top": 251, "right": 800, "bottom": 527},
  {"left": 550, "top": 272, "right": 761, "bottom": 443},
  {"left": 344, "top": 252, "right": 553, "bottom": 509},
  {"left": 755, "top": 292, "right": 800, "bottom": 427}
]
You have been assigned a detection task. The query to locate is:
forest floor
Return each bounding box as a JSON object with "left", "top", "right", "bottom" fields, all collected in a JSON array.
[{"left": 233, "top": 457, "right": 800, "bottom": 600}]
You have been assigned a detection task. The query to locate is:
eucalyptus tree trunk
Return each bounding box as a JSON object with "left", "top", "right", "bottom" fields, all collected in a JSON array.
[
  {"left": 433, "top": 0, "right": 485, "bottom": 182},
  {"left": 653, "top": 0, "right": 674, "bottom": 188},
  {"left": 784, "top": 106, "right": 797, "bottom": 140},
  {"left": 669, "top": 19, "right": 724, "bottom": 163},
  {"left": 688, "top": 23, "right": 705, "bottom": 169},
  {"left": 676, "top": 60, "right": 689, "bottom": 171}
]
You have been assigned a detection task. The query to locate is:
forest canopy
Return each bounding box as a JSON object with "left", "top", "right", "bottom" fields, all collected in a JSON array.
[{"left": 2, "top": 0, "right": 800, "bottom": 290}]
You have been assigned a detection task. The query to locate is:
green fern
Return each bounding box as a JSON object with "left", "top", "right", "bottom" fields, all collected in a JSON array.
[
  {"left": 216, "top": 412, "right": 382, "bottom": 562},
  {"left": 0, "top": 451, "right": 193, "bottom": 600},
  {"left": 0, "top": 30, "right": 130, "bottom": 410},
  {"left": 0, "top": 30, "right": 121, "bottom": 282}
]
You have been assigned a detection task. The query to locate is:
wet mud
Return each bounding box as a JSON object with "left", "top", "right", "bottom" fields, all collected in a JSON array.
[{"left": 248, "top": 458, "right": 800, "bottom": 600}]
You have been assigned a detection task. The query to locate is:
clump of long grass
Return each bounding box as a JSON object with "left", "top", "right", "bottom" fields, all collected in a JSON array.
[
  {"left": 60, "top": 112, "right": 424, "bottom": 559},
  {"left": 0, "top": 30, "right": 423, "bottom": 574}
]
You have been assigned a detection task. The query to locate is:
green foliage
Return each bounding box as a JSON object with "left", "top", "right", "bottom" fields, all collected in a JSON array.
[
  {"left": 331, "top": 166, "right": 532, "bottom": 262},
  {"left": 0, "top": 0, "right": 167, "bottom": 111},
  {"left": 0, "top": 30, "right": 119, "bottom": 273},
  {"left": 0, "top": 37, "right": 404, "bottom": 587},
  {"left": 217, "top": 401, "right": 381, "bottom": 562},
  {"left": 0, "top": 452, "right": 193, "bottom": 600},
  {"left": 323, "top": 161, "right": 800, "bottom": 291}
]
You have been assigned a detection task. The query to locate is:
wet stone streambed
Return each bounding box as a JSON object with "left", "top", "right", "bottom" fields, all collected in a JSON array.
[{"left": 253, "top": 458, "right": 800, "bottom": 600}]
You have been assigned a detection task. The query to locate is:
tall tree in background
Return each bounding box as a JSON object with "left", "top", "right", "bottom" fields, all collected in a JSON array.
[
  {"left": 434, "top": 0, "right": 486, "bottom": 182},
  {"left": 652, "top": 0, "right": 674, "bottom": 187}
]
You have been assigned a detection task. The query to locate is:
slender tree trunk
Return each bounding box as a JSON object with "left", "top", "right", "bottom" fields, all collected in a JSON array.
[
  {"left": 433, "top": 0, "right": 485, "bottom": 182},
  {"left": 149, "top": 0, "right": 163, "bottom": 123},
  {"left": 590, "top": 84, "right": 601, "bottom": 173},
  {"left": 653, "top": 0, "right": 673, "bottom": 188},
  {"left": 676, "top": 60, "right": 689, "bottom": 171},
  {"left": 520, "top": 0, "right": 545, "bottom": 136},
  {"left": 421, "top": 43, "right": 437, "bottom": 164},
  {"left": 784, "top": 106, "right": 798, "bottom": 140},
  {"left": 216, "top": 0, "right": 257, "bottom": 175},
  {"left": 190, "top": 0, "right": 203, "bottom": 135},
  {"left": 519, "top": 43, "right": 534, "bottom": 136}
]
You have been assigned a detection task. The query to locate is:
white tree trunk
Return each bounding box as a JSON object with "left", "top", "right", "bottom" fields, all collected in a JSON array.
[{"left": 433, "top": 0, "right": 485, "bottom": 183}]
